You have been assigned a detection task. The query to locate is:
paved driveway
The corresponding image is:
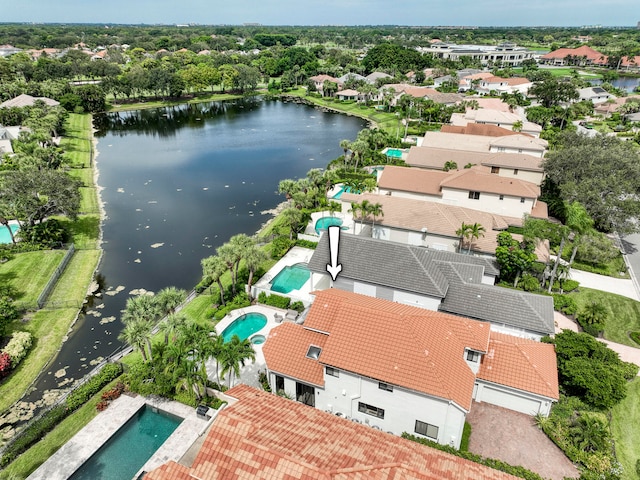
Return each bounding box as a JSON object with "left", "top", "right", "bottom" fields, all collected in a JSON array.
[{"left": 466, "top": 402, "right": 579, "bottom": 480}]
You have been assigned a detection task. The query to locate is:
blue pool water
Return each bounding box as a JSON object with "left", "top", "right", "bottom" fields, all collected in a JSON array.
[
  {"left": 314, "top": 216, "right": 343, "bottom": 234},
  {"left": 271, "top": 263, "right": 311, "bottom": 294},
  {"left": 221, "top": 313, "right": 267, "bottom": 342},
  {"left": 0, "top": 224, "right": 19, "bottom": 244},
  {"left": 386, "top": 148, "right": 404, "bottom": 158},
  {"left": 332, "top": 185, "right": 352, "bottom": 199},
  {"left": 69, "top": 405, "right": 182, "bottom": 480}
]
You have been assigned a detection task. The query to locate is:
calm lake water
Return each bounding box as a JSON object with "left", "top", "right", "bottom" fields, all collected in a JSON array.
[{"left": 8, "top": 98, "right": 365, "bottom": 421}]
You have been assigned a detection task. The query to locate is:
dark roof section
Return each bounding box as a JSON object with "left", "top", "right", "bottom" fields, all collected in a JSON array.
[
  {"left": 436, "top": 262, "right": 555, "bottom": 335},
  {"left": 308, "top": 234, "right": 498, "bottom": 299}
]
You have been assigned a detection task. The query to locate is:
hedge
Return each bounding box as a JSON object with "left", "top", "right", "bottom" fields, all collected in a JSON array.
[
  {"left": 0, "top": 362, "right": 123, "bottom": 467},
  {"left": 2, "top": 331, "right": 33, "bottom": 368},
  {"left": 401, "top": 433, "right": 544, "bottom": 480},
  {"left": 257, "top": 292, "right": 290, "bottom": 309}
]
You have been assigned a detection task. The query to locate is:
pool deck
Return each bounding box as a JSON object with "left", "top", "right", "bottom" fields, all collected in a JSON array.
[
  {"left": 28, "top": 394, "right": 211, "bottom": 480},
  {"left": 252, "top": 246, "right": 316, "bottom": 304}
]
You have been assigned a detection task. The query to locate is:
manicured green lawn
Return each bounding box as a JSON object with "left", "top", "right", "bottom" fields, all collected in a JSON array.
[
  {"left": 543, "top": 67, "right": 602, "bottom": 78},
  {"left": 56, "top": 215, "right": 100, "bottom": 250},
  {"left": 569, "top": 288, "right": 640, "bottom": 347},
  {"left": 46, "top": 250, "right": 101, "bottom": 308},
  {"left": 180, "top": 293, "right": 216, "bottom": 327},
  {"left": 0, "top": 308, "right": 78, "bottom": 414},
  {"left": 107, "top": 92, "right": 248, "bottom": 113},
  {"left": 0, "top": 251, "right": 66, "bottom": 309},
  {"left": 0, "top": 378, "right": 121, "bottom": 479},
  {"left": 60, "top": 114, "right": 92, "bottom": 169},
  {"left": 611, "top": 378, "right": 640, "bottom": 480}
]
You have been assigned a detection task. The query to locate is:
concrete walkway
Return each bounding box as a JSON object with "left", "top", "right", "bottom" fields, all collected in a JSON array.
[{"left": 568, "top": 269, "right": 639, "bottom": 301}]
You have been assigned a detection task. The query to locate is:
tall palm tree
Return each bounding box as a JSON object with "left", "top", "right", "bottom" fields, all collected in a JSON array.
[
  {"left": 159, "top": 312, "right": 187, "bottom": 345},
  {"left": 339, "top": 139, "right": 351, "bottom": 168},
  {"left": 466, "top": 223, "right": 486, "bottom": 254},
  {"left": 243, "top": 243, "right": 268, "bottom": 298},
  {"left": 348, "top": 202, "right": 361, "bottom": 231},
  {"left": 369, "top": 203, "right": 383, "bottom": 237},
  {"left": 201, "top": 255, "right": 228, "bottom": 306},
  {"left": 217, "top": 242, "right": 240, "bottom": 296},
  {"left": 358, "top": 200, "right": 371, "bottom": 231},
  {"left": 229, "top": 234, "right": 253, "bottom": 292},
  {"left": 173, "top": 356, "right": 208, "bottom": 401},
  {"left": 278, "top": 179, "right": 298, "bottom": 204},
  {"left": 281, "top": 207, "right": 303, "bottom": 241},
  {"left": 220, "top": 336, "right": 256, "bottom": 388},
  {"left": 118, "top": 319, "right": 153, "bottom": 362},
  {"left": 455, "top": 223, "right": 472, "bottom": 253},
  {"left": 565, "top": 201, "right": 594, "bottom": 272},
  {"left": 350, "top": 139, "right": 367, "bottom": 172},
  {"left": 156, "top": 286, "right": 187, "bottom": 316},
  {"left": 121, "top": 294, "right": 161, "bottom": 325}
]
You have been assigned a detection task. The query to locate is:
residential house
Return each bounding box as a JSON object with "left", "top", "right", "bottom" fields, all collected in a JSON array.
[
  {"left": 618, "top": 55, "right": 640, "bottom": 71},
  {"left": 381, "top": 84, "right": 463, "bottom": 106},
  {"left": 25, "top": 48, "right": 61, "bottom": 60},
  {"left": 337, "top": 72, "right": 367, "bottom": 86},
  {"left": 418, "top": 131, "right": 548, "bottom": 158},
  {"left": 578, "top": 86, "right": 615, "bottom": 104},
  {"left": 450, "top": 109, "right": 542, "bottom": 137},
  {"left": 0, "top": 126, "right": 26, "bottom": 156},
  {"left": 0, "top": 94, "right": 60, "bottom": 109},
  {"left": 336, "top": 89, "right": 360, "bottom": 101},
  {"left": 539, "top": 45, "right": 606, "bottom": 66},
  {"left": 261, "top": 290, "right": 558, "bottom": 448},
  {"left": 365, "top": 71, "right": 392, "bottom": 84},
  {"left": 458, "top": 71, "right": 494, "bottom": 91},
  {"left": 377, "top": 165, "right": 547, "bottom": 219},
  {"left": 340, "top": 191, "right": 537, "bottom": 256},
  {"left": 145, "top": 384, "right": 525, "bottom": 480},
  {"left": 476, "top": 76, "right": 532, "bottom": 96},
  {"left": 593, "top": 95, "right": 640, "bottom": 116},
  {"left": 0, "top": 45, "right": 21, "bottom": 57},
  {"left": 394, "top": 146, "right": 545, "bottom": 185},
  {"left": 308, "top": 74, "right": 340, "bottom": 95},
  {"left": 307, "top": 235, "right": 555, "bottom": 338},
  {"left": 419, "top": 42, "right": 535, "bottom": 67}
]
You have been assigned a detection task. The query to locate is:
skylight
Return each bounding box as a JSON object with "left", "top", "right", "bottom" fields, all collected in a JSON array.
[{"left": 306, "top": 345, "right": 322, "bottom": 360}]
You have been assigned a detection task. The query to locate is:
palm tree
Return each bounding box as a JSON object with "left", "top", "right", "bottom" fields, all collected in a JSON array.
[
  {"left": 466, "top": 223, "right": 486, "bottom": 254},
  {"left": 173, "top": 356, "right": 208, "bottom": 401},
  {"left": 278, "top": 179, "right": 298, "bottom": 204},
  {"left": 229, "top": 234, "right": 253, "bottom": 292},
  {"left": 369, "top": 203, "right": 383, "bottom": 237},
  {"left": 339, "top": 139, "right": 351, "bottom": 168},
  {"left": 220, "top": 336, "right": 256, "bottom": 388},
  {"left": 156, "top": 286, "right": 187, "bottom": 316},
  {"left": 350, "top": 139, "right": 367, "bottom": 172},
  {"left": 121, "top": 294, "right": 161, "bottom": 325},
  {"left": 118, "top": 319, "right": 153, "bottom": 362},
  {"left": 217, "top": 242, "right": 241, "bottom": 296},
  {"left": 201, "top": 255, "right": 227, "bottom": 306},
  {"left": 158, "top": 312, "right": 187, "bottom": 345},
  {"left": 565, "top": 201, "right": 594, "bottom": 272},
  {"left": 281, "top": 207, "right": 303, "bottom": 241},
  {"left": 348, "top": 202, "right": 361, "bottom": 231},
  {"left": 243, "top": 243, "right": 268, "bottom": 298},
  {"left": 455, "top": 223, "right": 472, "bottom": 253}
]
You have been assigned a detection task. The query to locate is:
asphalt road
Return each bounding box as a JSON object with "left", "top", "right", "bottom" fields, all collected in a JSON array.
[{"left": 620, "top": 233, "right": 640, "bottom": 299}]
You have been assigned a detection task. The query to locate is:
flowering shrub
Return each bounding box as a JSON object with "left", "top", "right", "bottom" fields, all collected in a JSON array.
[
  {"left": 0, "top": 352, "right": 11, "bottom": 378},
  {"left": 2, "top": 331, "right": 32, "bottom": 369}
]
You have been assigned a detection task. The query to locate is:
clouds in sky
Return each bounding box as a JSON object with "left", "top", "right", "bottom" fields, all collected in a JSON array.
[{"left": 5, "top": 0, "right": 638, "bottom": 26}]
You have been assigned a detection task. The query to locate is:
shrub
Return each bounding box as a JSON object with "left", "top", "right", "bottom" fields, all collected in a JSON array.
[
  {"left": 66, "top": 363, "right": 123, "bottom": 411},
  {"left": 561, "top": 279, "right": 579, "bottom": 293},
  {"left": 213, "top": 293, "right": 251, "bottom": 321},
  {"left": 290, "top": 301, "right": 305, "bottom": 312},
  {"left": 2, "top": 331, "right": 33, "bottom": 368},
  {"left": 257, "top": 292, "right": 291, "bottom": 309},
  {"left": 630, "top": 331, "right": 640, "bottom": 346},
  {"left": 271, "top": 237, "right": 294, "bottom": 259},
  {"left": 294, "top": 239, "right": 318, "bottom": 249},
  {"left": 258, "top": 371, "right": 271, "bottom": 392},
  {"left": 552, "top": 294, "right": 578, "bottom": 316},
  {"left": 0, "top": 352, "right": 11, "bottom": 378},
  {"left": 518, "top": 274, "right": 540, "bottom": 292},
  {"left": 17, "top": 219, "right": 69, "bottom": 247},
  {"left": 460, "top": 422, "right": 472, "bottom": 452},
  {"left": 195, "top": 275, "right": 214, "bottom": 294}
]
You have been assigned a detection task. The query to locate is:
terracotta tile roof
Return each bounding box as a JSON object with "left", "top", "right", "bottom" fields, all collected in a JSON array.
[
  {"left": 440, "top": 167, "right": 540, "bottom": 198},
  {"left": 442, "top": 123, "right": 524, "bottom": 138},
  {"left": 378, "top": 165, "right": 447, "bottom": 196},
  {"left": 473, "top": 98, "right": 512, "bottom": 112},
  {"left": 489, "top": 134, "right": 548, "bottom": 150},
  {"left": 463, "top": 72, "right": 494, "bottom": 81},
  {"left": 481, "top": 76, "right": 530, "bottom": 86},
  {"left": 0, "top": 94, "right": 59, "bottom": 108},
  {"left": 285, "top": 289, "right": 491, "bottom": 410},
  {"left": 145, "top": 385, "right": 520, "bottom": 480},
  {"left": 263, "top": 322, "right": 326, "bottom": 386},
  {"left": 406, "top": 146, "right": 488, "bottom": 169},
  {"left": 480, "top": 152, "right": 544, "bottom": 172},
  {"left": 340, "top": 192, "right": 511, "bottom": 254},
  {"left": 540, "top": 45, "right": 605, "bottom": 62},
  {"left": 621, "top": 55, "right": 640, "bottom": 67},
  {"left": 310, "top": 74, "right": 339, "bottom": 83},
  {"left": 421, "top": 131, "right": 547, "bottom": 154},
  {"left": 478, "top": 332, "right": 559, "bottom": 399},
  {"left": 530, "top": 200, "right": 548, "bottom": 219}
]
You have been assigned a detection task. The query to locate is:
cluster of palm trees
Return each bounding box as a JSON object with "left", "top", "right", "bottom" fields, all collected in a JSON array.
[
  {"left": 349, "top": 200, "right": 383, "bottom": 236},
  {"left": 201, "top": 233, "right": 268, "bottom": 306},
  {"left": 455, "top": 222, "right": 486, "bottom": 254},
  {"left": 339, "top": 128, "right": 400, "bottom": 171},
  {"left": 118, "top": 286, "right": 256, "bottom": 399}
]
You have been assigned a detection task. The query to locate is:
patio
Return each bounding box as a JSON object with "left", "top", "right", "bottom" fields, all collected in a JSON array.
[{"left": 252, "top": 246, "right": 316, "bottom": 304}]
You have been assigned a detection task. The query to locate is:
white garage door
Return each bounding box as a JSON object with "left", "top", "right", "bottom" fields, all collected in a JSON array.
[{"left": 479, "top": 386, "right": 542, "bottom": 415}]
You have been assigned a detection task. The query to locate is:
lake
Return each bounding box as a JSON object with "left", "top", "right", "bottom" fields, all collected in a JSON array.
[{"left": 5, "top": 97, "right": 366, "bottom": 426}]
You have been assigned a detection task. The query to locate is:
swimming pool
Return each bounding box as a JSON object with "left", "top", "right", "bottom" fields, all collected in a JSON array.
[
  {"left": 314, "top": 216, "right": 343, "bottom": 235},
  {"left": 386, "top": 148, "right": 404, "bottom": 158},
  {"left": 271, "top": 263, "right": 310, "bottom": 294},
  {"left": 332, "top": 185, "right": 351, "bottom": 199},
  {"left": 0, "top": 224, "right": 19, "bottom": 244},
  {"left": 221, "top": 312, "right": 268, "bottom": 342},
  {"left": 69, "top": 405, "right": 182, "bottom": 480}
]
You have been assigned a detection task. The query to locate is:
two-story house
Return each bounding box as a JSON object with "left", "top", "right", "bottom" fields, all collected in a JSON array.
[
  {"left": 417, "top": 131, "right": 548, "bottom": 158},
  {"left": 263, "top": 289, "right": 559, "bottom": 449}
]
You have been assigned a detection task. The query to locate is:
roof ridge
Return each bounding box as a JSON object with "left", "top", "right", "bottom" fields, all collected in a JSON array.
[
  {"left": 408, "top": 247, "right": 449, "bottom": 297},
  {"left": 513, "top": 340, "right": 558, "bottom": 398}
]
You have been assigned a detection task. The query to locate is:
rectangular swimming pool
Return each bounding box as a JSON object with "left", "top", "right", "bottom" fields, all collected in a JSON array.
[{"left": 69, "top": 405, "right": 183, "bottom": 480}]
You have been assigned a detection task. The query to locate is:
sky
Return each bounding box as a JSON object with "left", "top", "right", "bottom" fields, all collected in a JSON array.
[{"left": 3, "top": 0, "right": 639, "bottom": 27}]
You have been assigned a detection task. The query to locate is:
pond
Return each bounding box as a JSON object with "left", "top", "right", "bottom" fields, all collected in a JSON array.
[{"left": 6, "top": 97, "right": 365, "bottom": 428}]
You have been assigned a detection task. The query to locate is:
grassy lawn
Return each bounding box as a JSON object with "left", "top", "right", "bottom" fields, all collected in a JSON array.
[
  {"left": 0, "top": 308, "right": 78, "bottom": 414},
  {"left": 56, "top": 215, "right": 100, "bottom": 250},
  {"left": 60, "top": 114, "right": 92, "bottom": 169},
  {"left": 180, "top": 293, "right": 216, "bottom": 327},
  {"left": 569, "top": 288, "right": 640, "bottom": 347},
  {"left": 611, "top": 377, "right": 640, "bottom": 480},
  {"left": 542, "top": 67, "right": 602, "bottom": 78},
  {"left": 46, "top": 250, "right": 101, "bottom": 308},
  {"left": 0, "top": 378, "right": 121, "bottom": 480},
  {"left": 107, "top": 92, "right": 249, "bottom": 113},
  {"left": 0, "top": 251, "right": 66, "bottom": 309}
]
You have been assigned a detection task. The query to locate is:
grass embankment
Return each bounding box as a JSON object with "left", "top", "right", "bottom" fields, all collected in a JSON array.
[
  {"left": 106, "top": 92, "right": 249, "bottom": 113},
  {"left": 0, "top": 113, "right": 101, "bottom": 415},
  {"left": 611, "top": 378, "right": 640, "bottom": 480},
  {"left": 569, "top": 287, "right": 640, "bottom": 347},
  {"left": 0, "top": 378, "right": 121, "bottom": 480}
]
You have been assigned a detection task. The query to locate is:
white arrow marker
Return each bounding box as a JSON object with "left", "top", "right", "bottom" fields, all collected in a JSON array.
[{"left": 326, "top": 225, "right": 343, "bottom": 281}]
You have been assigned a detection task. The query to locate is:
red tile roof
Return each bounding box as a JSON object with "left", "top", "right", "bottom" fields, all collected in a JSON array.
[
  {"left": 479, "top": 332, "right": 559, "bottom": 399},
  {"left": 441, "top": 123, "right": 524, "bottom": 138},
  {"left": 271, "top": 289, "right": 491, "bottom": 410},
  {"left": 145, "top": 385, "right": 520, "bottom": 480},
  {"left": 540, "top": 45, "right": 605, "bottom": 62}
]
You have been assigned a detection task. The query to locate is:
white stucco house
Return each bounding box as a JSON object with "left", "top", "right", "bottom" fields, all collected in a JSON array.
[
  {"left": 263, "top": 289, "right": 559, "bottom": 449},
  {"left": 418, "top": 131, "right": 548, "bottom": 158}
]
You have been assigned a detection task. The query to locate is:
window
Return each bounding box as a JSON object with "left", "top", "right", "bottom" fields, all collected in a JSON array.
[
  {"left": 468, "top": 191, "right": 480, "bottom": 200},
  {"left": 379, "top": 382, "right": 394, "bottom": 392},
  {"left": 415, "top": 420, "right": 439, "bottom": 440},
  {"left": 520, "top": 197, "right": 526, "bottom": 203},
  {"left": 306, "top": 345, "right": 322, "bottom": 360},
  {"left": 466, "top": 350, "right": 480, "bottom": 362},
  {"left": 517, "top": 149, "right": 522, "bottom": 154},
  {"left": 275, "top": 375, "right": 284, "bottom": 392},
  {"left": 490, "top": 166, "right": 500, "bottom": 174},
  {"left": 358, "top": 402, "right": 385, "bottom": 419},
  {"left": 497, "top": 147, "right": 506, "bottom": 152},
  {"left": 513, "top": 168, "right": 519, "bottom": 175},
  {"left": 499, "top": 194, "right": 504, "bottom": 201},
  {"left": 325, "top": 366, "right": 339, "bottom": 377}
]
